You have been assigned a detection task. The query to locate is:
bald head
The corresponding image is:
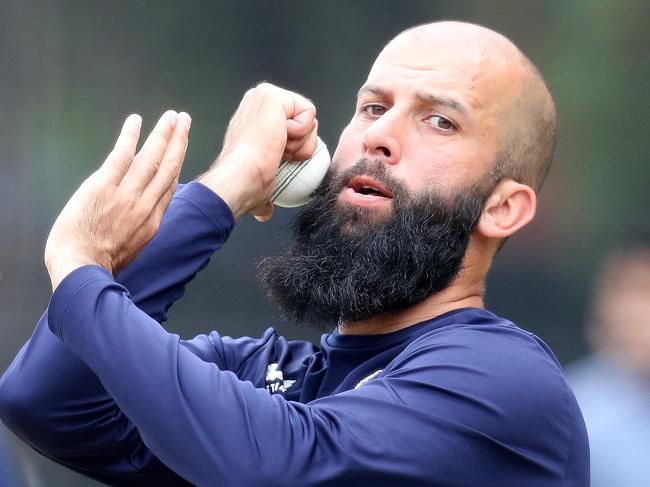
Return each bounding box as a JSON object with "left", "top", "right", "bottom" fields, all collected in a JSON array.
[{"left": 383, "top": 21, "right": 557, "bottom": 191}]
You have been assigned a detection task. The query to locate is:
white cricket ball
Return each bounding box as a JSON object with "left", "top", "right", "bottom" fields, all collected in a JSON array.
[{"left": 271, "top": 136, "right": 331, "bottom": 208}]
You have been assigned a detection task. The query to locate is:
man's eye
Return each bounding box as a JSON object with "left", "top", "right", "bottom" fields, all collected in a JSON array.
[
  {"left": 429, "top": 115, "right": 455, "bottom": 132},
  {"left": 362, "top": 104, "right": 387, "bottom": 116}
]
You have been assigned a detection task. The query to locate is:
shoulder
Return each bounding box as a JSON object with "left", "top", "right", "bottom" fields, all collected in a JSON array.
[
  {"left": 399, "top": 315, "right": 564, "bottom": 378},
  {"left": 395, "top": 316, "right": 563, "bottom": 374},
  {"left": 383, "top": 316, "right": 578, "bottom": 446}
]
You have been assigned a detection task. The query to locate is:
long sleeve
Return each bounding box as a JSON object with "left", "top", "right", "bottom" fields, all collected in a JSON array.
[
  {"left": 115, "top": 183, "right": 235, "bottom": 324},
  {"left": 45, "top": 266, "right": 407, "bottom": 487},
  {"left": 46, "top": 265, "right": 586, "bottom": 487},
  {"left": 0, "top": 183, "right": 235, "bottom": 485}
]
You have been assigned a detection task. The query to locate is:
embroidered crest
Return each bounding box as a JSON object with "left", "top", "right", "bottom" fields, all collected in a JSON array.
[{"left": 265, "top": 363, "right": 296, "bottom": 394}]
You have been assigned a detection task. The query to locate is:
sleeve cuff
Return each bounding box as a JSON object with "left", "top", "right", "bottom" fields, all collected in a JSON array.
[
  {"left": 175, "top": 182, "right": 236, "bottom": 237},
  {"left": 47, "top": 265, "right": 117, "bottom": 339}
]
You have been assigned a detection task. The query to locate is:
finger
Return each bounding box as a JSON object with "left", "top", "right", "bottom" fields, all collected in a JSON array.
[
  {"left": 286, "top": 106, "right": 316, "bottom": 139},
  {"left": 146, "top": 159, "right": 183, "bottom": 244},
  {"left": 121, "top": 110, "right": 178, "bottom": 193},
  {"left": 142, "top": 112, "right": 191, "bottom": 205},
  {"left": 99, "top": 114, "right": 142, "bottom": 185},
  {"left": 284, "top": 119, "right": 318, "bottom": 161},
  {"left": 252, "top": 201, "right": 274, "bottom": 222},
  {"left": 150, "top": 176, "right": 179, "bottom": 230}
]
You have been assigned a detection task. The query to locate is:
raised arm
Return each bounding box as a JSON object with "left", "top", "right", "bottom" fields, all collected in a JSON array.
[
  {"left": 0, "top": 182, "right": 236, "bottom": 481},
  {"left": 45, "top": 265, "right": 411, "bottom": 486},
  {"left": 0, "top": 112, "right": 219, "bottom": 484},
  {"left": 116, "top": 181, "right": 234, "bottom": 322},
  {"left": 1, "top": 87, "right": 320, "bottom": 484}
]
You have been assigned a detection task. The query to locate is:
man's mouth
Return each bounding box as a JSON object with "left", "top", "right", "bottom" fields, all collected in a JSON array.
[
  {"left": 340, "top": 175, "right": 394, "bottom": 207},
  {"left": 349, "top": 176, "right": 394, "bottom": 197}
]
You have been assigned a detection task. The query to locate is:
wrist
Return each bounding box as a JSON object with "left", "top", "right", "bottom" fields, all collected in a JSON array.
[
  {"left": 46, "top": 248, "right": 112, "bottom": 292},
  {"left": 197, "top": 157, "right": 258, "bottom": 220},
  {"left": 196, "top": 171, "right": 244, "bottom": 219}
]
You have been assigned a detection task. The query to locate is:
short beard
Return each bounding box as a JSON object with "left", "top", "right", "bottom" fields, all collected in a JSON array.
[{"left": 257, "top": 159, "right": 490, "bottom": 331}]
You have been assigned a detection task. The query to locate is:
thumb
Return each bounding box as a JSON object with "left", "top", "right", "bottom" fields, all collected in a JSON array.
[{"left": 252, "top": 201, "right": 274, "bottom": 222}]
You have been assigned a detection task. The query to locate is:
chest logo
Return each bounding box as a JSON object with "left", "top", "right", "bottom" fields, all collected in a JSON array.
[{"left": 265, "top": 363, "right": 296, "bottom": 394}]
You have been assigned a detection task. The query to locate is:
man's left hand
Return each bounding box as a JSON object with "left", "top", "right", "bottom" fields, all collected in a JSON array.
[{"left": 45, "top": 110, "right": 191, "bottom": 291}]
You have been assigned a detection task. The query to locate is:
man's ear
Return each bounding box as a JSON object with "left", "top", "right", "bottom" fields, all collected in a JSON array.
[{"left": 476, "top": 179, "right": 537, "bottom": 239}]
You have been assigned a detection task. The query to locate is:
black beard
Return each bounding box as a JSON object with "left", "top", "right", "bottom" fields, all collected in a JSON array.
[{"left": 257, "top": 159, "right": 489, "bottom": 331}]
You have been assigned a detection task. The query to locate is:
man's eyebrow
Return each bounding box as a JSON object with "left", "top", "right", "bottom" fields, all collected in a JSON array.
[
  {"left": 356, "top": 85, "right": 390, "bottom": 101},
  {"left": 420, "top": 93, "right": 466, "bottom": 115},
  {"left": 357, "top": 85, "right": 384, "bottom": 98},
  {"left": 357, "top": 85, "right": 467, "bottom": 115}
]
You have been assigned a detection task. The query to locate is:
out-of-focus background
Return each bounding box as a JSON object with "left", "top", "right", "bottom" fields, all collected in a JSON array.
[{"left": 0, "top": 0, "right": 647, "bottom": 485}]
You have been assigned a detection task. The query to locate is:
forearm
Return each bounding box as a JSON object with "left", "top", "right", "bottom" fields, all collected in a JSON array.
[
  {"left": 47, "top": 266, "right": 326, "bottom": 486},
  {"left": 116, "top": 181, "right": 235, "bottom": 322},
  {"left": 0, "top": 182, "right": 233, "bottom": 482},
  {"left": 0, "top": 314, "right": 192, "bottom": 485},
  {"left": 4, "top": 84, "right": 322, "bottom": 484}
]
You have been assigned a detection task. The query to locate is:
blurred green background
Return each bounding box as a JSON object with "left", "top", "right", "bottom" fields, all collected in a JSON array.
[{"left": 0, "top": 0, "right": 647, "bottom": 485}]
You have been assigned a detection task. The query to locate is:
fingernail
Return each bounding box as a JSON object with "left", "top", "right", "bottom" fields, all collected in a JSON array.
[
  {"left": 179, "top": 112, "right": 192, "bottom": 129},
  {"left": 168, "top": 111, "right": 178, "bottom": 126},
  {"left": 127, "top": 114, "right": 142, "bottom": 127}
]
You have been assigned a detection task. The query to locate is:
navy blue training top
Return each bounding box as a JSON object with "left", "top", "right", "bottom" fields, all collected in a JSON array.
[{"left": 0, "top": 183, "right": 589, "bottom": 486}]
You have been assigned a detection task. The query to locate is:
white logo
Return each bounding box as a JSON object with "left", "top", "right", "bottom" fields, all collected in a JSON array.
[
  {"left": 354, "top": 369, "right": 383, "bottom": 390},
  {"left": 265, "top": 363, "right": 296, "bottom": 394}
]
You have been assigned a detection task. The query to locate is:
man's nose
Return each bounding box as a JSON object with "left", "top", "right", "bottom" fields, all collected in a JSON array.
[{"left": 361, "top": 110, "right": 402, "bottom": 165}]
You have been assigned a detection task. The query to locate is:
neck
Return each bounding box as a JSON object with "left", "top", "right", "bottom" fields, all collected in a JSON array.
[{"left": 339, "top": 242, "right": 490, "bottom": 335}]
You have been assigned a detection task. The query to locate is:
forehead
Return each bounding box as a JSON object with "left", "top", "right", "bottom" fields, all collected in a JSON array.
[
  {"left": 375, "top": 31, "right": 490, "bottom": 75},
  {"left": 365, "top": 31, "right": 521, "bottom": 114}
]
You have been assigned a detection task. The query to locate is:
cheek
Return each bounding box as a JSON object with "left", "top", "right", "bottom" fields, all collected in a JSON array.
[
  {"left": 399, "top": 145, "right": 458, "bottom": 191},
  {"left": 331, "top": 123, "right": 361, "bottom": 167},
  {"left": 406, "top": 141, "right": 493, "bottom": 191}
]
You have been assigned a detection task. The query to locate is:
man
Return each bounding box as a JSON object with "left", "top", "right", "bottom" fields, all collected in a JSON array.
[
  {"left": 568, "top": 236, "right": 650, "bottom": 486},
  {"left": 0, "top": 21, "right": 588, "bottom": 486}
]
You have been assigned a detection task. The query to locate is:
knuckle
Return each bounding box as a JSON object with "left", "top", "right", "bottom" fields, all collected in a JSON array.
[
  {"left": 146, "top": 220, "right": 159, "bottom": 236},
  {"left": 251, "top": 82, "right": 280, "bottom": 100},
  {"left": 111, "top": 148, "right": 133, "bottom": 169},
  {"left": 125, "top": 196, "right": 138, "bottom": 209},
  {"left": 138, "top": 206, "right": 155, "bottom": 225},
  {"left": 176, "top": 132, "right": 189, "bottom": 147},
  {"left": 144, "top": 158, "right": 160, "bottom": 177},
  {"left": 243, "top": 87, "right": 256, "bottom": 99},
  {"left": 112, "top": 147, "right": 132, "bottom": 161},
  {"left": 118, "top": 190, "right": 139, "bottom": 210},
  {"left": 246, "top": 83, "right": 265, "bottom": 98},
  {"left": 255, "top": 81, "right": 273, "bottom": 91},
  {"left": 166, "top": 163, "right": 179, "bottom": 181}
]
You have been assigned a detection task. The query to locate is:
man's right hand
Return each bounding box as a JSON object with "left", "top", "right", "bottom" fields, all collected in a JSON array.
[{"left": 198, "top": 83, "right": 318, "bottom": 221}]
